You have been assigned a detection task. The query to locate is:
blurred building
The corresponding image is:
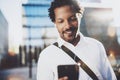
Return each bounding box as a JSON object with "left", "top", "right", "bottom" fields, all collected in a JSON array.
[
  {"left": 0, "top": 10, "right": 8, "bottom": 66},
  {"left": 80, "top": 7, "right": 120, "bottom": 65},
  {"left": 22, "top": 0, "right": 57, "bottom": 48}
]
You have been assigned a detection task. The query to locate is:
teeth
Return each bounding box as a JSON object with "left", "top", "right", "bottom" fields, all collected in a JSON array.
[{"left": 66, "top": 31, "right": 72, "bottom": 34}]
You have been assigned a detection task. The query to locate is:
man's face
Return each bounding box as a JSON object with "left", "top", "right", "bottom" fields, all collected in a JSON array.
[{"left": 54, "top": 5, "right": 80, "bottom": 42}]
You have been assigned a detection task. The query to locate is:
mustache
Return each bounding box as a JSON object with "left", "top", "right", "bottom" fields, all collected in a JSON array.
[{"left": 64, "top": 27, "right": 76, "bottom": 32}]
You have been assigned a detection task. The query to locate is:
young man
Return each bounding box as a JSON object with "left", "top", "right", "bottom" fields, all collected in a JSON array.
[{"left": 37, "top": 0, "right": 117, "bottom": 80}]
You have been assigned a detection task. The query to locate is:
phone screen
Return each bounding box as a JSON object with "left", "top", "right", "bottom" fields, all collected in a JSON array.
[{"left": 57, "top": 64, "right": 79, "bottom": 80}]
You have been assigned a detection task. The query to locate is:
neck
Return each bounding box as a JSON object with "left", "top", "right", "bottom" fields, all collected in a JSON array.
[{"left": 70, "top": 34, "right": 80, "bottom": 46}]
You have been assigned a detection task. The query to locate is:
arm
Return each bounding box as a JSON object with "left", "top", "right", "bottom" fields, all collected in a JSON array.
[{"left": 99, "top": 43, "right": 117, "bottom": 80}]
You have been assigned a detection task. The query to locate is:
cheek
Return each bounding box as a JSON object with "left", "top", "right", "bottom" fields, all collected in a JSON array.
[
  {"left": 73, "top": 21, "right": 78, "bottom": 27},
  {"left": 56, "top": 26, "right": 63, "bottom": 34},
  {"left": 56, "top": 24, "right": 65, "bottom": 32},
  {"left": 74, "top": 22, "right": 79, "bottom": 29}
]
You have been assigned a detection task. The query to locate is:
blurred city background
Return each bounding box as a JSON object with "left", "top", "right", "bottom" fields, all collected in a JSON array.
[{"left": 0, "top": 0, "right": 120, "bottom": 80}]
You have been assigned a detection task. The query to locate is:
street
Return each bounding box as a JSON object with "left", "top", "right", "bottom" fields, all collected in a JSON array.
[{"left": 0, "top": 66, "right": 37, "bottom": 80}]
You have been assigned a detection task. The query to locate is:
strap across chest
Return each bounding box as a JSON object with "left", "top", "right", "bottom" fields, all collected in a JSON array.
[{"left": 53, "top": 42, "right": 99, "bottom": 80}]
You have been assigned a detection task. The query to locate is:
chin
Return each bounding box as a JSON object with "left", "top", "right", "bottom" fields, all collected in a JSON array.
[
  {"left": 66, "top": 37, "right": 74, "bottom": 43},
  {"left": 62, "top": 34, "right": 75, "bottom": 42}
]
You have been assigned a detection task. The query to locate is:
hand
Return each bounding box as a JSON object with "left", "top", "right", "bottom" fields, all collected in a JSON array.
[{"left": 58, "top": 76, "right": 69, "bottom": 80}]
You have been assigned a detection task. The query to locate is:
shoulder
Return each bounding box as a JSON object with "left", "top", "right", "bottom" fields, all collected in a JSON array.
[
  {"left": 40, "top": 44, "right": 60, "bottom": 57},
  {"left": 83, "top": 37, "right": 106, "bottom": 56},
  {"left": 84, "top": 37, "right": 104, "bottom": 47},
  {"left": 41, "top": 45, "right": 56, "bottom": 53}
]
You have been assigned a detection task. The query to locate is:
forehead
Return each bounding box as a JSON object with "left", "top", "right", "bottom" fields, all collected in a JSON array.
[{"left": 54, "top": 5, "right": 75, "bottom": 19}]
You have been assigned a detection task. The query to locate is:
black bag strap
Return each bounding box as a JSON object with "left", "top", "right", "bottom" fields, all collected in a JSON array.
[{"left": 53, "top": 42, "right": 98, "bottom": 80}]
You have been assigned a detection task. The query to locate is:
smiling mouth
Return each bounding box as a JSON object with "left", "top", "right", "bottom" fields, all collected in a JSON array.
[
  {"left": 63, "top": 27, "right": 77, "bottom": 35},
  {"left": 65, "top": 30, "right": 73, "bottom": 34}
]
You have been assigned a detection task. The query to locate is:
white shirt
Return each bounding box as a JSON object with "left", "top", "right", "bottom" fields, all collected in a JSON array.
[{"left": 37, "top": 33, "right": 117, "bottom": 80}]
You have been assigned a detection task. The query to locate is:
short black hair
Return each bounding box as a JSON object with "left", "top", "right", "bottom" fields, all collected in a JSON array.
[{"left": 48, "top": 0, "right": 82, "bottom": 22}]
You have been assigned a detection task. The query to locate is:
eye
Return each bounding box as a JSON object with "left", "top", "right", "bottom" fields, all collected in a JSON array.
[
  {"left": 70, "top": 16, "right": 77, "bottom": 21},
  {"left": 56, "top": 19, "right": 63, "bottom": 23}
]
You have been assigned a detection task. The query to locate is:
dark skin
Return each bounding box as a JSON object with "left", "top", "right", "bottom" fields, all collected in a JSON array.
[
  {"left": 54, "top": 5, "right": 80, "bottom": 46},
  {"left": 54, "top": 5, "right": 81, "bottom": 80}
]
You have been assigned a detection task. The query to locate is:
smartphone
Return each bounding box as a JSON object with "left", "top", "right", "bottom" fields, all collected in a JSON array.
[{"left": 57, "top": 64, "right": 79, "bottom": 80}]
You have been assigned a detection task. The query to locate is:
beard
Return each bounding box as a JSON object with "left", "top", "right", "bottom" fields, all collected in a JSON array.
[{"left": 61, "top": 27, "right": 78, "bottom": 42}]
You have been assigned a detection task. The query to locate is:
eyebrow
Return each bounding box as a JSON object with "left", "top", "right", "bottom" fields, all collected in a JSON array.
[{"left": 56, "top": 14, "right": 76, "bottom": 20}]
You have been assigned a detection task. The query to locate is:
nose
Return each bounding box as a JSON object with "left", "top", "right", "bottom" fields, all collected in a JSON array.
[{"left": 65, "top": 20, "right": 71, "bottom": 29}]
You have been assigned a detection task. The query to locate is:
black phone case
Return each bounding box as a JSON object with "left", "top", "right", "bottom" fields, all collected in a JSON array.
[{"left": 57, "top": 64, "right": 79, "bottom": 80}]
